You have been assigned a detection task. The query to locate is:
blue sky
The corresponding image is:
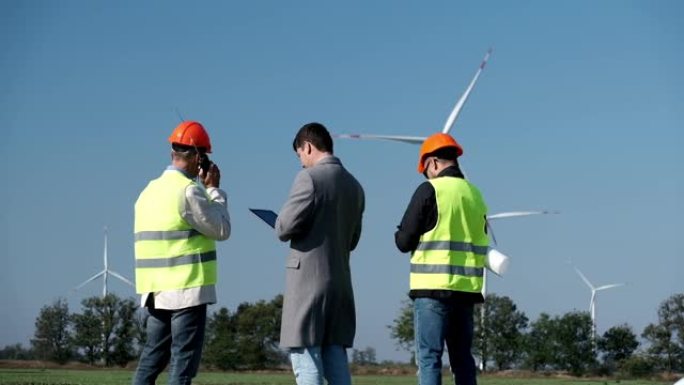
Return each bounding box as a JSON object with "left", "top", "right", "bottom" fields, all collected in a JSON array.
[{"left": 1, "top": 1, "right": 682, "bottom": 362}]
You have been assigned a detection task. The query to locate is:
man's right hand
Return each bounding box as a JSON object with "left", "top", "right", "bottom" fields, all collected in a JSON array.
[{"left": 201, "top": 163, "right": 221, "bottom": 188}]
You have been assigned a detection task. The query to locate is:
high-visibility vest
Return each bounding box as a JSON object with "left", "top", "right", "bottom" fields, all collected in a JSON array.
[
  {"left": 134, "top": 169, "right": 217, "bottom": 293},
  {"left": 410, "top": 177, "right": 488, "bottom": 293}
]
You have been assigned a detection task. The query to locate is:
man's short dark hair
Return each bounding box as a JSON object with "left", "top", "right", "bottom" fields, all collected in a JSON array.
[
  {"left": 171, "top": 143, "right": 207, "bottom": 155},
  {"left": 171, "top": 143, "right": 207, "bottom": 162},
  {"left": 292, "top": 122, "right": 334, "bottom": 154},
  {"left": 429, "top": 147, "right": 459, "bottom": 163}
]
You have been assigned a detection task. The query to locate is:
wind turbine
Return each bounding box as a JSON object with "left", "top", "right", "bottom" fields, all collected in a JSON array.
[
  {"left": 336, "top": 48, "right": 492, "bottom": 144},
  {"left": 574, "top": 267, "right": 625, "bottom": 342},
  {"left": 74, "top": 227, "right": 134, "bottom": 298},
  {"left": 338, "top": 47, "right": 559, "bottom": 258},
  {"left": 336, "top": 49, "right": 558, "bottom": 223}
]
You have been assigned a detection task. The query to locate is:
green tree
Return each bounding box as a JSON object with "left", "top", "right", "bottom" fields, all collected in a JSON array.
[
  {"left": 233, "top": 295, "right": 284, "bottom": 369},
  {"left": 642, "top": 322, "right": 683, "bottom": 372},
  {"left": 388, "top": 299, "right": 414, "bottom": 364},
  {"left": 597, "top": 324, "right": 639, "bottom": 372},
  {"left": 659, "top": 293, "right": 684, "bottom": 347},
  {"left": 553, "top": 311, "right": 595, "bottom": 376},
  {"left": 642, "top": 293, "right": 684, "bottom": 372},
  {"left": 203, "top": 295, "right": 285, "bottom": 370},
  {"left": 0, "top": 343, "right": 34, "bottom": 360},
  {"left": 522, "top": 311, "right": 595, "bottom": 374},
  {"left": 82, "top": 295, "right": 115, "bottom": 366},
  {"left": 474, "top": 294, "right": 528, "bottom": 371},
  {"left": 111, "top": 297, "right": 137, "bottom": 367},
  {"left": 522, "top": 313, "right": 556, "bottom": 371},
  {"left": 31, "top": 298, "right": 72, "bottom": 364},
  {"left": 71, "top": 309, "right": 102, "bottom": 365},
  {"left": 352, "top": 346, "right": 377, "bottom": 365},
  {"left": 203, "top": 307, "right": 238, "bottom": 370},
  {"left": 620, "top": 354, "right": 657, "bottom": 378},
  {"left": 79, "top": 294, "right": 139, "bottom": 367}
]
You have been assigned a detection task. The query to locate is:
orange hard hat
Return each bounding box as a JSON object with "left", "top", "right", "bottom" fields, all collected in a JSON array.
[
  {"left": 168, "top": 121, "right": 212, "bottom": 153},
  {"left": 417, "top": 133, "right": 464, "bottom": 173}
]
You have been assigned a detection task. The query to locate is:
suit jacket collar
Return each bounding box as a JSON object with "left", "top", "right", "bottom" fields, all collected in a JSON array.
[{"left": 314, "top": 155, "right": 341, "bottom": 167}]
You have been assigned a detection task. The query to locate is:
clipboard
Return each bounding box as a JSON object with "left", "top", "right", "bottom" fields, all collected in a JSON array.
[{"left": 249, "top": 208, "right": 278, "bottom": 228}]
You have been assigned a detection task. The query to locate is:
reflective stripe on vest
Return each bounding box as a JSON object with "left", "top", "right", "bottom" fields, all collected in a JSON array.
[
  {"left": 410, "top": 177, "right": 488, "bottom": 293},
  {"left": 134, "top": 169, "right": 217, "bottom": 293},
  {"left": 134, "top": 229, "right": 201, "bottom": 241}
]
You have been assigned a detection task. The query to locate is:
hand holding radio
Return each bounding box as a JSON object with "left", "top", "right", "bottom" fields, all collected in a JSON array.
[{"left": 199, "top": 154, "right": 220, "bottom": 188}]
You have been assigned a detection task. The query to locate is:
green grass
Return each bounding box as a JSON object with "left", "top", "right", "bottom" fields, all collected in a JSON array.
[{"left": 0, "top": 369, "right": 674, "bottom": 385}]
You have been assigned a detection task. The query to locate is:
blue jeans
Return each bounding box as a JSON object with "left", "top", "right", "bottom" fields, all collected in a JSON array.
[
  {"left": 414, "top": 298, "right": 477, "bottom": 385},
  {"left": 289, "top": 345, "right": 351, "bottom": 385},
  {"left": 132, "top": 305, "right": 207, "bottom": 385}
]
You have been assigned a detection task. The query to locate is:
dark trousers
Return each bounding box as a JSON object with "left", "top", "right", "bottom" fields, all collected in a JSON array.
[
  {"left": 132, "top": 304, "right": 207, "bottom": 385},
  {"left": 414, "top": 298, "right": 476, "bottom": 385}
]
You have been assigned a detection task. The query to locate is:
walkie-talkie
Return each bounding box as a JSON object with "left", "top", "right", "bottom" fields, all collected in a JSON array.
[{"left": 199, "top": 153, "right": 213, "bottom": 174}]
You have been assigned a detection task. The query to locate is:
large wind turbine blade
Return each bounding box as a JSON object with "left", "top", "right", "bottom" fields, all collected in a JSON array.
[
  {"left": 487, "top": 210, "right": 559, "bottom": 220},
  {"left": 334, "top": 134, "right": 426, "bottom": 144},
  {"left": 485, "top": 220, "right": 498, "bottom": 246},
  {"left": 74, "top": 270, "right": 105, "bottom": 290},
  {"left": 595, "top": 283, "right": 625, "bottom": 291},
  {"left": 108, "top": 270, "right": 134, "bottom": 287},
  {"left": 334, "top": 49, "right": 492, "bottom": 144},
  {"left": 574, "top": 267, "right": 595, "bottom": 290},
  {"left": 442, "top": 48, "right": 492, "bottom": 134}
]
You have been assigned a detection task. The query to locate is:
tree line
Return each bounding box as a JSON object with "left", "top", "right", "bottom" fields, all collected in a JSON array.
[
  {"left": 1, "top": 292, "right": 682, "bottom": 378},
  {"left": 388, "top": 292, "right": 684, "bottom": 377},
  {"left": 1, "top": 294, "right": 288, "bottom": 370}
]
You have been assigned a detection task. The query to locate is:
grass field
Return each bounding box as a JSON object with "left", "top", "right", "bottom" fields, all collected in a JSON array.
[{"left": 0, "top": 369, "right": 674, "bottom": 385}]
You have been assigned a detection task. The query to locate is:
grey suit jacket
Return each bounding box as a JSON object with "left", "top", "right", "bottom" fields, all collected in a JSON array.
[{"left": 276, "top": 156, "right": 365, "bottom": 348}]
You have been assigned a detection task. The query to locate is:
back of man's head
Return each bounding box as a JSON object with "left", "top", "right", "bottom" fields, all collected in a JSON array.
[
  {"left": 430, "top": 147, "right": 459, "bottom": 165},
  {"left": 292, "top": 122, "right": 334, "bottom": 154},
  {"left": 171, "top": 143, "right": 205, "bottom": 160}
]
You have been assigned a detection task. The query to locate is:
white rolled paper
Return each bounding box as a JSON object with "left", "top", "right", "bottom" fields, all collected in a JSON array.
[{"left": 486, "top": 248, "right": 510, "bottom": 276}]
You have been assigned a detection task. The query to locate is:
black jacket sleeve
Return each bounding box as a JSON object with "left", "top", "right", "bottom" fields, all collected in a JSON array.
[{"left": 394, "top": 182, "right": 437, "bottom": 253}]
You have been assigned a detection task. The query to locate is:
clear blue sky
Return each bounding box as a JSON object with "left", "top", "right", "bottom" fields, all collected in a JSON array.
[{"left": 1, "top": 1, "right": 682, "bottom": 362}]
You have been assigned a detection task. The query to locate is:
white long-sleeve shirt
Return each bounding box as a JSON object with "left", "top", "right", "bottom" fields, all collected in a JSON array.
[{"left": 140, "top": 166, "right": 231, "bottom": 310}]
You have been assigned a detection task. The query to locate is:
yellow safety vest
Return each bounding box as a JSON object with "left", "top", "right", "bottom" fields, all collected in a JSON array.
[
  {"left": 134, "top": 169, "right": 217, "bottom": 293},
  {"left": 410, "top": 177, "right": 488, "bottom": 293}
]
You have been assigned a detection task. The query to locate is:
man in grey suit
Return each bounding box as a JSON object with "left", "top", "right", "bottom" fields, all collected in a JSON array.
[{"left": 276, "top": 122, "right": 365, "bottom": 385}]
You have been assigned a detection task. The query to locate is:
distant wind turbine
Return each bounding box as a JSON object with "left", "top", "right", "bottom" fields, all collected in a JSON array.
[
  {"left": 574, "top": 267, "right": 625, "bottom": 342},
  {"left": 73, "top": 227, "right": 133, "bottom": 298}
]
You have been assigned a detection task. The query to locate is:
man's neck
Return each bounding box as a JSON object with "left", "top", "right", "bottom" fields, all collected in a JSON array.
[
  {"left": 435, "top": 164, "right": 464, "bottom": 179},
  {"left": 310, "top": 152, "right": 332, "bottom": 166},
  {"left": 172, "top": 161, "right": 197, "bottom": 179}
]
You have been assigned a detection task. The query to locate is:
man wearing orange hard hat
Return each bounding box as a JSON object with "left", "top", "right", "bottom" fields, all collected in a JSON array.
[
  {"left": 132, "top": 121, "right": 231, "bottom": 385},
  {"left": 395, "top": 133, "right": 488, "bottom": 385}
]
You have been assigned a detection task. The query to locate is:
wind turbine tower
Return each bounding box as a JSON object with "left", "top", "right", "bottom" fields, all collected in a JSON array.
[
  {"left": 574, "top": 267, "right": 625, "bottom": 342},
  {"left": 74, "top": 227, "right": 134, "bottom": 297}
]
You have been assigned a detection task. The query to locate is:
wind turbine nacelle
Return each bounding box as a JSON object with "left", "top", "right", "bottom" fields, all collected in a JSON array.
[{"left": 486, "top": 248, "right": 510, "bottom": 276}]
